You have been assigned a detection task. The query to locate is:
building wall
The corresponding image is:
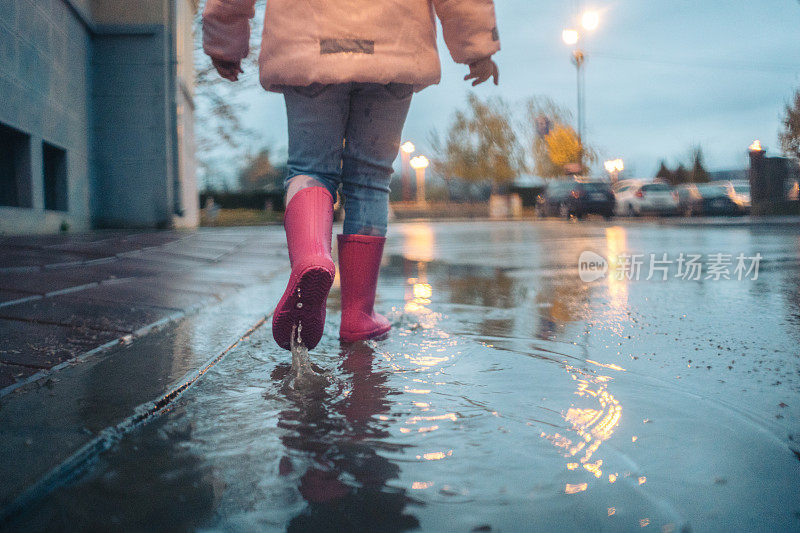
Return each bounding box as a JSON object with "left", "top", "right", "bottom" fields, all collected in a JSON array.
[
  {"left": 0, "top": 0, "right": 197, "bottom": 234},
  {"left": 90, "top": 0, "right": 186, "bottom": 228},
  {"left": 90, "top": 27, "right": 175, "bottom": 228},
  {"left": 90, "top": 0, "right": 167, "bottom": 25},
  {"left": 173, "top": 0, "right": 199, "bottom": 228},
  {"left": 0, "top": 0, "right": 93, "bottom": 233}
]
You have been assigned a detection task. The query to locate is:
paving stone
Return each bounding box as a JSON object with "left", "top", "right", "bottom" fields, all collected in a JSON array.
[
  {"left": 191, "top": 236, "right": 249, "bottom": 246},
  {"left": 0, "top": 232, "right": 131, "bottom": 250},
  {"left": 172, "top": 268, "right": 261, "bottom": 287},
  {"left": 132, "top": 252, "right": 213, "bottom": 268},
  {"left": 64, "top": 258, "right": 189, "bottom": 280},
  {"left": 0, "top": 319, "right": 120, "bottom": 368},
  {"left": 0, "top": 363, "right": 37, "bottom": 390},
  {"left": 0, "top": 295, "right": 177, "bottom": 333},
  {"left": 48, "top": 240, "right": 146, "bottom": 257},
  {"left": 0, "top": 250, "right": 90, "bottom": 269},
  {"left": 217, "top": 255, "right": 282, "bottom": 270},
  {"left": 0, "top": 269, "right": 104, "bottom": 295},
  {"left": 158, "top": 245, "right": 233, "bottom": 262},
  {"left": 211, "top": 261, "right": 275, "bottom": 279},
  {"left": 123, "top": 232, "right": 186, "bottom": 246},
  {"left": 73, "top": 280, "right": 216, "bottom": 311},
  {"left": 235, "top": 249, "right": 282, "bottom": 258},
  {"left": 0, "top": 290, "right": 35, "bottom": 305},
  {"left": 146, "top": 276, "right": 243, "bottom": 298}
]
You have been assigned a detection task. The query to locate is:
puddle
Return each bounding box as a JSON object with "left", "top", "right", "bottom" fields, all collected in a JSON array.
[{"left": 7, "top": 221, "right": 800, "bottom": 531}]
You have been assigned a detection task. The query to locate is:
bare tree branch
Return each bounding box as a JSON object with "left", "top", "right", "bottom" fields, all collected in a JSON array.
[{"left": 193, "top": 0, "right": 266, "bottom": 181}]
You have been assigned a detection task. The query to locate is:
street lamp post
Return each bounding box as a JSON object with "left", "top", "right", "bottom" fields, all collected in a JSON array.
[
  {"left": 409, "top": 155, "right": 429, "bottom": 207},
  {"left": 400, "top": 141, "right": 415, "bottom": 202},
  {"left": 562, "top": 9, "right": 599, "bottom": 171},
  {"left": 572, "top": 49, "right": 586, "bottom": 144}
]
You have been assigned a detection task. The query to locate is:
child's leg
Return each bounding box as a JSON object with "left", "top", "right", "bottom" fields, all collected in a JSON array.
[
  {"left": 340, "top": 83, "right": 413, "bottom": 236},
  {"left": 285, "top": 175, "right": 324, "bottom": 206},
  {"left": 273, "top": 84, "right": 350, "bottom": 350},
  {"left": 337, "top": 83, "right": 413, "bottom": 342},
  {"left": 283, "top": 84, "right": 349, "bottom": 203}
]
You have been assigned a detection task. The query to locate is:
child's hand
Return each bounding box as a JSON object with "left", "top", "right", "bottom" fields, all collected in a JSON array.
[
  {"left": 211, "top": 57, "right": 243, "bottom": 82},
  {"left": 464, "top": 57, "right": 499, "bottom": 86}
]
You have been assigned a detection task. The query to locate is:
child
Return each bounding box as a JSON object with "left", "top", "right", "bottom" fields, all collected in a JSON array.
[{"left": 203, "top": 0, "right": 500, "bottom": 350}]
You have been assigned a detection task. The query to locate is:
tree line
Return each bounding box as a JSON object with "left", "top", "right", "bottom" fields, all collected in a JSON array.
[
  {"left": 429, "top": 93, "right": 596, "bottom": 189},
  {"left": 654, "top": 148, "right": 709, "bottom": 186},
  {"left": 431, "top": 87, "right": 800, "bottom": 187}
]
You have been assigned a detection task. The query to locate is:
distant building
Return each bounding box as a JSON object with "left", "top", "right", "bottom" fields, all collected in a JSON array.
[
  {"left": 0, "top": 0, "right": 198, "bottom": 234},
  {"left": 748, "top": 150, "right": 800, "bottom": 213}
]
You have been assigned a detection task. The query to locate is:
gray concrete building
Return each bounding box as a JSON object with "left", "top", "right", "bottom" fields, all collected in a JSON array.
[{"left": 0, "top": 0, "right": 198, "bottom": 234}]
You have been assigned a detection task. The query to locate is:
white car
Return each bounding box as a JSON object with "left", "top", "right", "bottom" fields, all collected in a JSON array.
[
  {"left": 612, "top": 179, "right": 642, "bottom": 195},
  {"left": 614, "top": 181, "right": 679, "bottom": 216},
  {"left": 719, "top": 180, "right": 751, "bottom": 212}
]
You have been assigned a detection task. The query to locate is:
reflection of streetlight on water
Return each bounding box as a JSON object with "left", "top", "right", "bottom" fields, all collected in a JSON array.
[
  {"left": 400, "top": 141, "right": 415, "bottom": 201},
  {"left": 409, "top": 155, "right": 429, "bottom": 207}
]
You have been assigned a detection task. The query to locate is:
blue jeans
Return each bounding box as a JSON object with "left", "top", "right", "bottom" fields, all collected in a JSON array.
[{"left": 282, "top": 82, "right": 413, "bottom": 236}]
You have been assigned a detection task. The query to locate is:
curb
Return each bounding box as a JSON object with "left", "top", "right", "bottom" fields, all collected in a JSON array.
[
  {"left": 0, "top": 308, "right": 189, "bottom": 399},
  {"left": 0, "top": 314, "right": 270, "bottom": 524}
]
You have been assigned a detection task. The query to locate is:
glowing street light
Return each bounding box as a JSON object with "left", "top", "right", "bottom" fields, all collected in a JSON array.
[
  {"left": 604, "top": 158, "right": 624, "bottom": 184},
  {"left": 410, "top": 156, "right": 428, "bottom": 169},
  {"left": 581, "top": 10, "right": 600, "bottom": 31},
  {"left": 562, "top": 29, "right": 579, "bottom": 45},
  {"left": 409, "top": 155, "right": 429, "bottom": 170},
  {"left": 400, "top": 141, "right": 416, "bottom": 201},
  {"left": 604, "top": 159, "right": 624, "bottom": 174},
  {"left": 409, "top": 155, "right": 429, "bottom": 206}
]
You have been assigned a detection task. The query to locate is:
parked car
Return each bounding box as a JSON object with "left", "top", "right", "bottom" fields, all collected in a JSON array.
[
  {"left": 536, "top": 179, "right": 616, "bottom": 219},
  {"left": 614, "top": 181, "right": 679, "bottom": 216},
  {"left": 676, "top": 183, "right": 741, "bottom": 216},
  {"left": 612, "top": 179, "right": 642, "bottom": 194},
  {"left": 719, "top": 180, "right": 751, "bottom": 213}
]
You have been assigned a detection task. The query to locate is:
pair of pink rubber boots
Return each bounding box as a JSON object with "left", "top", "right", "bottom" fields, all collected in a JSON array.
[{"left": 271, "top": 187, "right": 391, "bottom": 350}]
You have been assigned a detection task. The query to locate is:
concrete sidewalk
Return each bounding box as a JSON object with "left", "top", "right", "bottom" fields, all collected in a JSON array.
[
  {"left": 0, "top": 228, "right": 290, "bottom": 394},
  {"left": 0, "top": 227, "right": 294, "bottom": 515}
]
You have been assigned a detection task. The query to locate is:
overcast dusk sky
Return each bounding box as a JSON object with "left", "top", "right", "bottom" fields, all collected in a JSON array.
[{"left": 201, "top": 0, "right": 800, "bottom": 186}]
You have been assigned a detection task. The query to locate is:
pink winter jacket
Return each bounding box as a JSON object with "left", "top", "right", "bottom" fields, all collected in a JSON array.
[{"left": 202, "top": 0, "right": 500, "bottom": 92}]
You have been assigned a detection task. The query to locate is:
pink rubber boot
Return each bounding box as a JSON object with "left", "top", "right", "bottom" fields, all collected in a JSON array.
[
  {"left": 337, "top": 234, "right": 391, "bottom": 342},
  {"left": 272, "top": 187, "right": 335, "bottom": 350}
]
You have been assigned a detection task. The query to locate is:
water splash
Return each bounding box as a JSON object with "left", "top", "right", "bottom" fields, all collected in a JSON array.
[{"left": 284, "top": 324, "right": 332, "bottom": 392}]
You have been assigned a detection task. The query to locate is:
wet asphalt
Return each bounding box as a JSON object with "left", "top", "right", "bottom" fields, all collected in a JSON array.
[{"left": 3, "top": 219, "right": 800, "bottom": 531}]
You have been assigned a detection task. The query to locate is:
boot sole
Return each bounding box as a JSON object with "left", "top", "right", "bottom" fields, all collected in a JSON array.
[{"left": 272, "top": 266, "right": 334, "bottom": 350}]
